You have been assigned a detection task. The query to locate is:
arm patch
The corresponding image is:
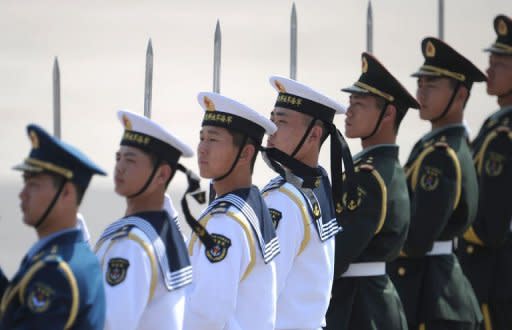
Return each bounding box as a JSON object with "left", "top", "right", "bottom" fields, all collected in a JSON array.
[
  {"left": 268, "top": 208, "right": 282, "bottom": 229},
  {"left": 205, "top": 233, "right": 232, "bottom": 263}
]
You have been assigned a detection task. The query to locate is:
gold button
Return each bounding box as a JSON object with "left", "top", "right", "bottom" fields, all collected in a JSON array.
[
  {"left": 466, "top": 245, "right": 474, "bottom": 254},
  {"left": 398, "top": 267, "right": 406, "bottom": 276}
]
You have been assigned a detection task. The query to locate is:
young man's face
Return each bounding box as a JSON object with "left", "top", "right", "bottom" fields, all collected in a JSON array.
[
  {"left": 267, "top": 107, "right": 312, "bottom": 155},
  {"left": 114, "top": 146, "right": 154, "bottom": 196},
  {"left": 345, "top": 94, "right": 383, "bottom": 138},
  {"left": 487, "top": 53, "right": 512, "bottom": 96},
  {"left": 416, "top": 76, "right": 456, "bottom": 120},
  {"left": 19, "top": 172, "right": 58, "bottom": 226},
  {"left": 198, "top": 125, "right": 239, "bottom": 179}
]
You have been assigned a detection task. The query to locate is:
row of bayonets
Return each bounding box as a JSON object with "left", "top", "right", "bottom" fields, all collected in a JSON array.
[{"left": 50, "top": 0, "right": 446, "bottom": 138}]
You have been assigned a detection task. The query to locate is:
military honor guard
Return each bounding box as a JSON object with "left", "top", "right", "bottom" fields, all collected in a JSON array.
[
  {"left": 95, "top": 110, "right": 194, "bottom": 330},
  {"left": 261, "top": 75, "right": 351, "bottom": 330},
  {"left": 387, "top": 37, "right": 486, "bottom": 329},
  {"left": 0, "top": 124, "right": 106, "bottom": 329},
  {"left": 184, "top": 92, "right": 279, "bottom": 330},
  {"left": 325, "top": 52, "right": 418, "bottom": 330},
  {"left": 457, "top": 15, "right": 512, "bottom": 330}
]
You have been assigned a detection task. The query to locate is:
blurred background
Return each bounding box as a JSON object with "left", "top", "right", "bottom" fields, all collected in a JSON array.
[{"left": 1, "top": 0, "right": 510, "bottom": 275}]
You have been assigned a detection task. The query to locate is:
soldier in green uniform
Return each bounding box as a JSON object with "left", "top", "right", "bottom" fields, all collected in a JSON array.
[
  {"left": 387, "top": 37, "right": 485, "bottom": 330},
  {"left": 325, "top": 52, "right": 418, "bottom": 330},
  {"left": 457, "top": 15, "right": 512, "bottom": 330}
]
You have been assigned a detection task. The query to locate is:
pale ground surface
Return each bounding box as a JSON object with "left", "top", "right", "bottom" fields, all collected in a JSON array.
[{"left": 1, "top": 0, "right": 510, "bottom": 276}]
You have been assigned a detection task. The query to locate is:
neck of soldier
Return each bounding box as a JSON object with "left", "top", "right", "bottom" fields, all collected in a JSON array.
[
  {"left": 361, "top": 126, "right": 396, "bottom": 149},
  {"left": 430, "top": 105, "right": 463, "bottom": 130},
  {"left": 213, "top": 165, "right": 252, "bottom": 197},
  {"left": 35, "top": 209, "right": 77, "bottom": 239},
  {"left": 497, "top": 92, "right": 512, "bottom": 108},
  {"left": 294, "top": 145, "right": 320, "bottom": 168},
  {"left": 125, "top": 188, "right": 165, "bottom": 216}
]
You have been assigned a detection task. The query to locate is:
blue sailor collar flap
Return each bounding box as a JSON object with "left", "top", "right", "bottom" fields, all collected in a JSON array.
[
  {"left": 263, "top": 170, "right": 340, "bottom": 242},
  {"left": 201, "top": 186, "right": 280, "bottom": 263},
  {"left": 96, "top": 211, "right": 192, "bottom": 291}
]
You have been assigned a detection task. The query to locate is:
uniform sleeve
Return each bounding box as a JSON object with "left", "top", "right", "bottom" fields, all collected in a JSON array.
[
  {"left": 465, "top": 129, "right": 512, "bottom": 247},
  {"left": 0, "top": 267, "right": 8, "bottom": 301},
  {"left": 11, "top": 258, "right": 80, "bottom": 329},
  {"left": 100, "top": 234, "right": 153, "bottom": 330},
  {"left": 76, "top": 213, "right": 91, "bottom": 247},
  {"left": 404, "top": 146, "right": 460, "bottom": 257},
  {"left": 184, "top": 214, "right": 251, "bottom": 330},
  {"left": 264, "top": 190, "right": 304, "bottom": 296},
  {"left": 334, "top": 168, "right": 387, "bottom": 277}
]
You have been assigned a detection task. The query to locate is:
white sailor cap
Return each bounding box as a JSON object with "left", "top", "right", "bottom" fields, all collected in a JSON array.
[
  {"left": 269, "top": 75, "right": 346, "bottom": 123},
  {"left": 197, "top": 92, "right": 277, "bottom": 145},
  {"left": 117, "top": 110, "right": 193, "bottom": 166}
]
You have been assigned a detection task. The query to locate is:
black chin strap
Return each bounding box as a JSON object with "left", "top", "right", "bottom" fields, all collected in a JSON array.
[
  {"left": 361, "top": 101, "right": 389, "bottom": 140},
  {"left": 178, "top": 164, "right": 216, "bottom": 249},
  {"left": 262, "top": 120, "right": 358, "bottom": 224},
  {"left": 34, "top": 180, "right": 67, "bottom": 229},
  {"left": 290, "top": 118, "right": 317, "bottom": 157},
  {"left": 127, "top": 158, "right": 162, "bottom": 198},
  {"left": 208, "top": 135, "right": 249, "bottom": 203},
  {"left": 432, "top": 81, "right": 462, "bottom": 123}
]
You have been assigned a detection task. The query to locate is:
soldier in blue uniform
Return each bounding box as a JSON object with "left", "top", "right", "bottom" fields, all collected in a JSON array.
[
  {"left": 326, "top": 52, "right": 418, "bottom": 330},
  {"left": 0, "top": 124, "right": 106, "bottom": 329},
  {"left": 387, "top": 37, "right": 485, "bottom": 329},
  {"left": 457, "top": 14, "right": 512, "bottom": 330}
]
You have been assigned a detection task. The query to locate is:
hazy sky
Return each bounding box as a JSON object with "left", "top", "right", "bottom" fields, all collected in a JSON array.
[
  {"left": 0, "top": 0, "right": 511, "bottom": 274},
  {"left": 1, "top": 0, "right": 510, "bottom": 189}
]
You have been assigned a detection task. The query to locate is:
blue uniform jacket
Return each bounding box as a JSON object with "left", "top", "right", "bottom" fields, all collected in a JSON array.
[{"left": 0, "top": 229, "right": 105, "bottom": 329}]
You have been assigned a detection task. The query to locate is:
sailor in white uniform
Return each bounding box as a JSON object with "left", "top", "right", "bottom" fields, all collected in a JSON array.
[
  {"left": 95, "top": 110, "right": 200, "bottom": 330},
  {"left": 261, "top": 76, "right": 354, "bottom": 330},
  {"left": 183, "top": 92, "right": 280, "bottom": 330}
]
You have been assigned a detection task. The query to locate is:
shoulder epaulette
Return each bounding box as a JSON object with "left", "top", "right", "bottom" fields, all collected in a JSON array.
[
  {"left": 358, "top": 163, "right": 375, "bottom": 172},
  {"left": 261, "top": 177, "right": 285, "bottom": 193},
  {"left": 109, "top": 226, "right": 132, "bottom": 241},
  {"left": 209, "top": 201, "right": 231, "bottom": 215}
]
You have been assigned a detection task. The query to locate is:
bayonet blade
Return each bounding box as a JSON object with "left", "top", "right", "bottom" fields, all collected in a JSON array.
[
  {"left": 438, "top": 0, "right": 444, "bottom": 40},
  {"left": 290, "top": 3, "right": 297, "bottom": 80},
  {"left": 366, "top": 0, "right": 373, "bottom": 53},
  {"left": 213, "top": 20, "right": 221, "bottom": 93},
  {"left": 53, "top": 57, "right": 61, "bottom": 138},
  {"left": 144, "top": 39, "right": 153, "bottom": 118}
]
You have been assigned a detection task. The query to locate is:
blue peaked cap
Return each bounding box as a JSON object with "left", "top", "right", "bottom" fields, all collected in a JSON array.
[{"left": 13, "top": 124, "right": 106, "bottom": 189}]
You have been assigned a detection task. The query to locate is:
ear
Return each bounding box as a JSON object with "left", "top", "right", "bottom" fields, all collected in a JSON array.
[
  {"left": 156, "top": 163, "right": 173, "bottom": 184},
  {"left": 382, "top": 104, "right": 397, "bottom": 123},
  {"left": 456, "top": 86, "right": 469, "bottom": 106},
  {"left": 60, "top": 181, "right": 77, "bottom": 204},
  {"left": 309, "top": 123, "right": 323, "bottom": 144},
  {"left": 240, "top": 144, "right": 256, "bottom": 164}
]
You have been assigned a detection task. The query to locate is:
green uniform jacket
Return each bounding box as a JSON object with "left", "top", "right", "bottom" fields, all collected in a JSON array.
[
  {"left": 457, "top": 106, "right": 512, "bottom": 329},
  {"left": 387, "top": 125, "right": 482, "bottom": 326},
  {"left": 326, "top": 145, "right": 409, "bottom": 330}
]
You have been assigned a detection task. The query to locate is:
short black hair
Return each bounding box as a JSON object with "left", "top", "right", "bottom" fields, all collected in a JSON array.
[
  {"left": 146, "top": 151, "right": 175, "bottom": 188},
  {"left": 229, "top": 131, "right": 259, "bottom": 173},
  {"left": 48, "top": 172, "right": 85, "bottom": 206}
]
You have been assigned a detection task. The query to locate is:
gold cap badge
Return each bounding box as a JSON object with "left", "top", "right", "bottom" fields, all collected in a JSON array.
[
  {"left": 122, "top": 114, "right": 132, "bottom": 130},
  {"left": 29, "top": 131, "right": 39, "bottom": 149},
  {"left": 426, "top": 41, "right": 436, "bottom": 58},
  {"left": 274, "top": 80, "right": 286, "bottom": 93},
  {"left": 204, "top": 96, "right": 216, "bottom": 112},
  {"left": 498, "top": 18, "right": 508, "bottom": 36},
  {"left": 362, "top": 56, "right": 369, "bottom": 73}
]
